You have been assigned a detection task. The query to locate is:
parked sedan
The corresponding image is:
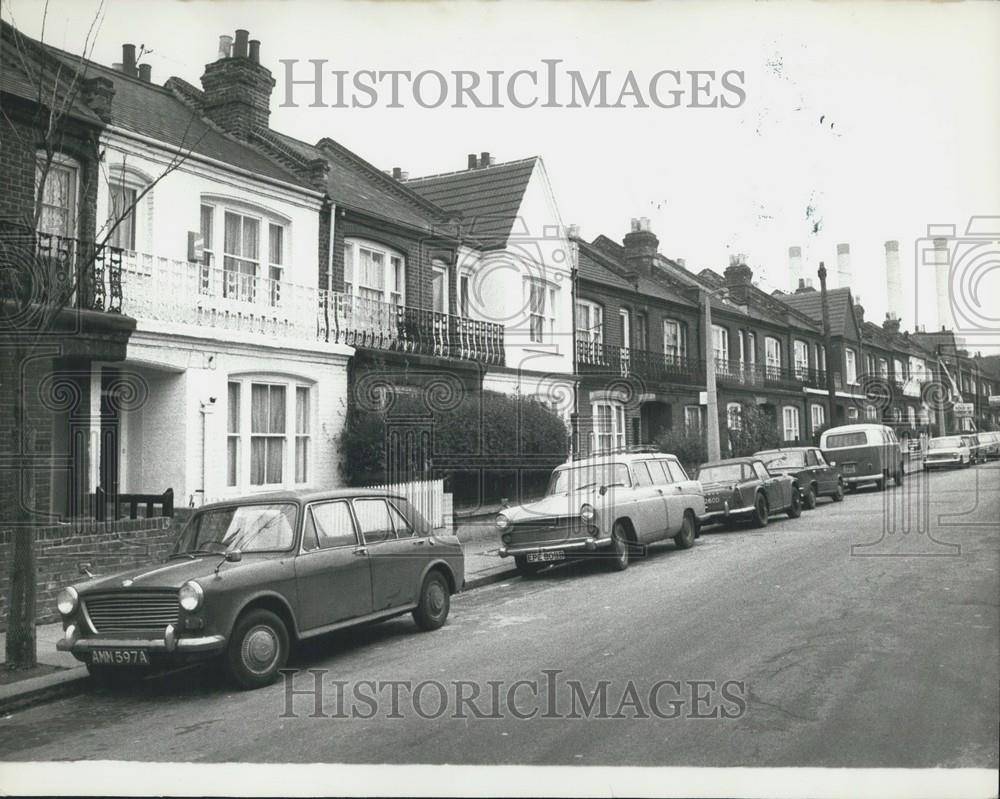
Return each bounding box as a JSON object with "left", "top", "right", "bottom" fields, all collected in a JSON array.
[
  {"left": 497, "top": 450, "right": 705, "bottom": 576},
  {"left": 980, "top": 431, "right": 1000, "bottom": 460},
  {"left": 56, "top": 489, "right": 464, "bottom": 689},
  {"left": 754, "top": 447, "right": 845, "bottom": 508},
  {"left": 923, "top": 436, "right": 973, "bottom": 470},
  {"left": 697, "top": 457, "right": 801, "bottom": 528}
]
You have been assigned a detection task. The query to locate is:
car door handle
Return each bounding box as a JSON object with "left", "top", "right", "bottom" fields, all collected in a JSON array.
[
  {"left": 353, "top": 547, "right": 368, "bottom": 556},
  {"left": 674, "top": 485, "right": 683, "bottom": 493}
]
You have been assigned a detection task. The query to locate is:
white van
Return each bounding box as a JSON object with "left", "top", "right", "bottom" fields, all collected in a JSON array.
[{"left": 819, "top": 423, "right": 904, "bottom": 491}]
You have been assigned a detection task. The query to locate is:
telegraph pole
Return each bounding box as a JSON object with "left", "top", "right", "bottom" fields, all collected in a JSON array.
[
  {"left": 704, "top": 288, "right": 721, "bottom": 461},
  {"left": 818, "top": 262, "right": 838, "bottom": 423}
]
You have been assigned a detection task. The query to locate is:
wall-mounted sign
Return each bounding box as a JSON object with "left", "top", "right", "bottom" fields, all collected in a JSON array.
[
  {"left": 989, "top": 395, "right": 1000, "bottom": 408},
  {"left": 953, "top": 402, "right": 974, "bottom": 417}
]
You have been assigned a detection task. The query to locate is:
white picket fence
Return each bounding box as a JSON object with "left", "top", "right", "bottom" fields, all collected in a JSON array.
[{"left": 368, "top": 478, "right": 449, "bottom": 530}]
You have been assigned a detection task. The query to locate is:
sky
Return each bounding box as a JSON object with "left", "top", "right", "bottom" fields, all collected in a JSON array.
[{"left": 5, "top": 0, "right": 999, "bottom": 349}]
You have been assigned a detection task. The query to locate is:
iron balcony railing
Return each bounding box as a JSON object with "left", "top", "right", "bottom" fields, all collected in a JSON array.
[
  {"left": 0, "top": 221, "right": 123, "bottom": 316},
  {"left": 713, "top": 358, "right": 829, "bottom": 390},
  {"left": 576, "top": 340, "right": 704, "bottom": 384},
  {"left": 321, "top": 291, "right": 505, "bottom": 366}
]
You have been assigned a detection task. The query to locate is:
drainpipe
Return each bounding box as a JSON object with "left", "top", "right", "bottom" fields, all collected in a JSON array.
[
  {"left": 198, "top": 398, "right": 217, "bottom": 506},
  {"left": 570, "top": 264, "right": 579, "bottom": 457}
]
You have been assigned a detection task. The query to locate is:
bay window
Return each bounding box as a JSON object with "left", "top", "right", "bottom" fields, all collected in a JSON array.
[
  {"left": 227, "top": 377, "right": 314, "bottom": 491},
  {"left": 200, "top": 202, "right": 286, "bottom": 306}
]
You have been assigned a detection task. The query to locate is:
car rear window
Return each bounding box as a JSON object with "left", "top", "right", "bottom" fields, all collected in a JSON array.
[{"left": 825, "top": 432, "right": 868, "bottom": 448}]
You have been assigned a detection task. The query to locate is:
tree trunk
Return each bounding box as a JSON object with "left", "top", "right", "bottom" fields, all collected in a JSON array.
[{"left": 5, "top": 342, "right": 38, "bottom": 670}]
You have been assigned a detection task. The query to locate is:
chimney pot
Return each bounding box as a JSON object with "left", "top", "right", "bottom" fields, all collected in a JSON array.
[
  {"left": 676, "top": 257, "right": 686, "bottom": 269},
  {"left": 112, "top": 62, "right": 123, "bottom": 72},
  {"left": 249, "top": 39, "right": 260, "bottom": 64},
  {"left": 122, "top": 43, "right": 137, "bottom": 77},
  {"left": 400, "top": 170, "right": 409, "bottom": 181},
  {"left": 480, "top": 151, "right": 490, "bottom": 168},
  {"left": 567, "top": 223, "right": 580, "bottom": 239},
  {"left": 467, "top": 153, "right": 478, "bottom": 169},
  {"left": 218, "top": 34, "right": 233, "bottom": 59},
  {"left": 234, "top": 29, "right": 249, "bottom": 59},
  {"left": 392, "top": 167, "right": 402, "bottom": 179},
  {"left": 138, "top": 63, "right": 152, "bottom": 83}
]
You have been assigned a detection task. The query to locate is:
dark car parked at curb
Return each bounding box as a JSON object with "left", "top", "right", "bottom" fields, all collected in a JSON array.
[
  {"left": 697, "top": 457, "right": 801, "bottom": 528},
  {"left": 55, "top": 489, "right": 464, "bottom": 690},
  {"left": 754, "top": 447, "right": 845, "bottom": 508}
]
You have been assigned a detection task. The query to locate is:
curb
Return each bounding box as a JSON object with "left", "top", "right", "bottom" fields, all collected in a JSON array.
[
  {"left": 0, "top": 666, "right": 90, "bottom": 716},
  {"left": 463, "top": 567, "right": 519, "bottom": 591}
]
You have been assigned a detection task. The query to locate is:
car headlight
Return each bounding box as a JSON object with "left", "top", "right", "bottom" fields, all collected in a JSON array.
[
  {"left": 57, "top": 586, "right": 78, "bottom": 616},
  {"left": 179, "top": 580, "right": 204, "bottom": 612},
  {"left": 495, "top": 513, "right": 511, "bottom": 531},
  {"left": 580, "top": 503, "right": 596, "bottom": 523},
  {"left": 501, "top": 533, "right": 512, "bottom": 545}
]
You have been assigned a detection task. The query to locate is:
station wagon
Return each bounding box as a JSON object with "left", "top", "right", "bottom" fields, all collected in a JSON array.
[{"left": 496, "top": 450, "right": 705, "bottom": 576}]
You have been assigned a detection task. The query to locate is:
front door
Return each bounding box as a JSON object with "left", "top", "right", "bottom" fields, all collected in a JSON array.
[
  {"left": 294, "top": 500, "right": 373, "bottom": 631},
  {"left": 355, "top": 498, "right": 427, "bottom": 612},
  {"left": 99, "top": 368, "right": 121, "bottom": 502}
]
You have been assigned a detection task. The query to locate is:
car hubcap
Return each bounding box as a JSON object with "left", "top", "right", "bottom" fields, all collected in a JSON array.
[
  {"left": 243, "top": 626, "right": 278, "bottom": 673},
  {"left": 427, "top": 582, "right": 446, "bottom": 617}
]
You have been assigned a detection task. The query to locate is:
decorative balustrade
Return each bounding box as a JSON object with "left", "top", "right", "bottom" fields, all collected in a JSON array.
[
  {"left": 0, "top": 221, "right": 123, "bottom": 316},
  {"left": 320, "top": 291, "right": 505, "bottom": 366},
  {"left": 576, "top": 340, "right": 704, "bottom": 384}
]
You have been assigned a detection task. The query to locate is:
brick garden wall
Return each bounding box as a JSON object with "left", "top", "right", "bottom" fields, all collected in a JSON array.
[{"left": 0, "top": 509, "right": 193, "bottom": 630}]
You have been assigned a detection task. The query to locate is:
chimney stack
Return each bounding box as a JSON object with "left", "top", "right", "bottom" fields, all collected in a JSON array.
[
  {"left": 623, "top": 217, "right": 659, "bottom": 280},
  {"left": 676, "top": 257, "right": 686, "bottom": 269},
  {"left": 200, "top": 29, "right": 276, "bottom": 138},
  {"left": 933, "top": 237, "right": 953, "bottom": 331},
  {"left": 391, "top": 167, "right": 403, "bottom": 179},
  {"left": 884, "top": 240, "right": 903, "bottom": 323},
  {"left": 788, "top": 245, "right": 802, "bottom": 290},
  {"left": 480, "top": 151, "right": 490, "bottom": 168},
  {"left": 122, "top": 44, "right": 137, "bottom": 78},
  {"left": 883, "top": 312, "right": 901, "bottom": 336},
  {"left": 723, "top": 254, "right": 754, "bottom": 306},
  {"left": 138, "top": 63, "right": 152, "bottom": 83},
  {"left": 467, "top": 153, "right": 478, "bottom": 169},
  {"left": 836, "top": 242, "right": 851, "bottom": 288}
]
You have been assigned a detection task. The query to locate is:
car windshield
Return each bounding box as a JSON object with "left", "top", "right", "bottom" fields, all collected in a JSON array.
[
  {"left": 697, "top": 464, "right": 744, "bottom": 483},
  {"left": 929, "top": 437, "right": 962, "bottom": 449},
  {"left": 174, "top": 503, "right": 298, "bottom": 554},
  {"left": 759, "top": 451, "right": 806, "bottom": 468},
  {"left": 825, "top": 432, "right": 868, "bottom": 448},
  {"left": 547, "top": 463, "right": 632, "bottom": 495}
]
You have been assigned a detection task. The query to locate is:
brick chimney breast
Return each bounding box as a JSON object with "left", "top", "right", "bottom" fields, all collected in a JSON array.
[
  {"left": 200, "top": 30, "right": 276, "bottom": 138},
  {"left": 883, "top": 313, "right": 901, "bottom": 336},
  {"left": 81, "top": 76, "right": 115, "bottom": 122},
  {"left": 623, "top": 217, "right": 659, "bottom": 279},
  {"left": 723, "top": 255, "right": 753, "bottom": 305}
]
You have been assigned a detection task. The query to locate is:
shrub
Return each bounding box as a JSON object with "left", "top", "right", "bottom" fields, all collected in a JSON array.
[
  {"left": 654, "top": 427, "right": 707, "bottom": 473},
  {"left": 727, "top": 404, "right": 782, "bottom": 456},
  {"left": 339, "top": 389, "right": 568, "bottom": 508}
]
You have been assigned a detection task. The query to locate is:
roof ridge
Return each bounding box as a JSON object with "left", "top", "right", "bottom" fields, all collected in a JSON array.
[
  {"left": 314, "top": 136, "right": 455, "bottom": 220},
  {"left": 404, "top": 156, "right": 538, "bottom": 183}
]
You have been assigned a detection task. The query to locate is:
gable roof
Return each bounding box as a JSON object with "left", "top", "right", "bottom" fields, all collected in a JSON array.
[
  {"left": 253, "top": 129, "right": 455, "bottom": 232},
  {"left": 576, "top": 238, "right": 699, "bottom": 308},
  {"left": 405, "top": 158, "right": 538, "bottom": 245}
]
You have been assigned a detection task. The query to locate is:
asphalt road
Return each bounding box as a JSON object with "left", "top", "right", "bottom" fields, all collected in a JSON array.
[{"left": 1, "top": 463, "right": 997, "bottom": 767}]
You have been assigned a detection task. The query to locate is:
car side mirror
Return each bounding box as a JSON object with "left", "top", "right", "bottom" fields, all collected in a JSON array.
[
  {"left": 78, "top": 561, "right": 94, "bottom": 578},
  {"left": 225, "top": 550, "right": 243, "bottom": 563}
]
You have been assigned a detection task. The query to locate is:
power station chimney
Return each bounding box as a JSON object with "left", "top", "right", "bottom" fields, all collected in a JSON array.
[
  {"left": 788, "top": 246, "right": 802, "bottom": 291},
  {"left": 933, "top": 237, "right": 953, "bottom": 331},
  {"left": 884, "top": 240, "right": 903, "bottom": 322},
  {"left": 836, "top": 243, "right": 851, "bottom": 289}
]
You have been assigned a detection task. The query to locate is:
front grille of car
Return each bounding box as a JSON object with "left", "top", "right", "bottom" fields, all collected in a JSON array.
[
  {"left": 84, "top": 592, "right": 180, "bottom": 634},
  {"left": 508, "top": 518, "right": 585, "bottom": 546}
]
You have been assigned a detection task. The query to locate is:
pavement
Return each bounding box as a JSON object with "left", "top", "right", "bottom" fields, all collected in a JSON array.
[
  {"left": 1, "top": 461, "right": 997, "bottom": 770},
  {"left": 0, "top": 520, "right": 516, "bottom": 714}
]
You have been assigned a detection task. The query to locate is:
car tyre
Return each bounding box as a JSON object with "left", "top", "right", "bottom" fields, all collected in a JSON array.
[
  {"left": 751, "top": 494, "right": 769, "bottom": 528},
  {"left": 802, "top": 485, "right": 817, "bottom": 510},
  {"left": 786, "top": 489, "right": 802, "bottom": 518},
  {"left": 413, "top": 570, "right": 451, "bottom": 631},
  {"left": 895, "top": 467, "right": 904, "bottom": 486},
  {"left": 226, "top": 608, "right": 289, "bottom": 690},
  {"left": 832, "top": 481, "right": 845, "bottom": 502},
  {"left": 514, "top": 555, "right": 542, "bottom": 578},
  {"left": 610, "top": 521, "right": 630, "bottom": 571},
  {"left": 673, "top": 512, "right": 696, "bottom": 550}
]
